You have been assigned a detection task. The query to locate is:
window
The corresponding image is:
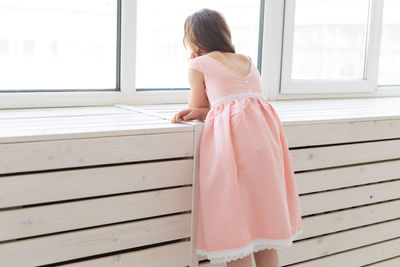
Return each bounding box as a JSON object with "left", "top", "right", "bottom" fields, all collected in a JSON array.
[
  {"left": 2, "top": 0, "right": 400, "bottom": 108},
  {"left": 136, "top": 0, "right": 262, "bottom": 90},
  {"left": 280, "top": 0, "right": 378, "bottom": 94},
  {"left": 276, "top": 0, "right": 400, "bottom": 97},
  {"left": 0, "top": 0, "right": 119, "bottom": 91},
  {"left": 291, "top": 0, "right": 369, "bottom": 80},
  {"left": 378, "top": 0, "right": 400, "bottom": 86}
]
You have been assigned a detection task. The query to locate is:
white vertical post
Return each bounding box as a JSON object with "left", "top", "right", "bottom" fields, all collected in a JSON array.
[
  {"left": 120, "top": 0, "right": 137, "bottom": 97},
  {"left": 189, "top": 122, "right": 204, "bottom": 267}
]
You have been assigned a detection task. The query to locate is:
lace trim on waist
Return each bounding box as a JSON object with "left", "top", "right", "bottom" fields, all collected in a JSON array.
[{"left": 210, "top": 92, "right": 266, "bottom": 108}]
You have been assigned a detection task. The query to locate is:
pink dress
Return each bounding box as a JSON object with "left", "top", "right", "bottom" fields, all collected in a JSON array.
[{"left": 188, "top": 54, "right": 303, "bottom": 264}]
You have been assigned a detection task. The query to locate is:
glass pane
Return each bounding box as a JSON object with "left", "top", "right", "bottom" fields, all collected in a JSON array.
[
  {"left": 0, "top": 0, "right": 118, "bottom": 91},
  {"left": 378, "top": 0, "right": 400, "bottom": 86},
  {"left": 136, "top": 0, "right": 261, "bottom": 89},
  {"left": 291, "top": 0, "right": 369, "bottom": 80}
]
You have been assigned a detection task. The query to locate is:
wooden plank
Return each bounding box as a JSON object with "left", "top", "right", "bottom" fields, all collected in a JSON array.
[
  {"left": 123, "top": 98, "right": 400, "bottom": 125},
  {"left": 0, "top": 213, "right": 191, "bottom": 267},
  {"left": 190, "top": 123, "right": 204, "bottom": 267},
  {"left": 269, "top": 96, "right": 400, "bottom": 126},
  {"left": 0, "top": 186, "right": 192, "bottom": 241},
  {"left": 0, "top": 159, "right": 193, "bottom": 208},
  {"left": 277, "top": 219, "right": 400, "bottom": 266},
  {"left": 291, "top": 139, "right": 400, "bottom": 171},
  {"left": 0, "top": 115, "right": 167, "bottom": 131},
  {"left": 0, "top": 123, "right": 193, "bottom": 144},
  {"left": 300, "top": 199, "right": 400, "bottom": 239},
  {"left": 128, "top": 103, "right": 400, "bottom": 127},
  {"left": 119, "top": 104, "right": 186, "bottom": 111},
  {"left": 268, "top": 96, "right": 400, "bottom": 113},
  {"left": 270, "top": 97, "right": 400, "bottom": 111},
  {"left": 367, "top": 255, "right": 400, "bottom": 267},
  {"left": 196, "top": 200, "right": 400, "bottom": 265},
  {"left": 277, "top": 104, "right": 400, "bottom": 117},
  {"left": 296, "top": 159, "right": 400, "bottom": 194},
  {"left": 0, "top": 105, "right": 194, "bottom": 144},
  {"left": 278, "top": 112, "right": 400, "bottom": 125},
  {"left": 284, "top": 119, "right": 400, "bottom": 147},
  {"left": 59, "top": 241, "right": 191, "bottom": 267},
  {"left": 2, "top": 99, "right": 400, "bottom": 144},
  {"left": 0, "top": 106, "right": 132, "bottom": 119},
  {"left": 288, "top": 238, "right": 400, "bottom": 267},
  {"left": 0, "top": 115, "right": 168, "bottom": 131},
  {"left": 0, "top": 132, "right": 193, "bottom": 174},
  {"left": 116, "top": 105, "right": 177, "bottom": 121},
  {"left": 300, "top": 180, "right": 400, "bottom": 216},
  {"left": 0, "top": 118, "right": 172, "bottom": 133},
  {"left": 0, "top": 112, "right": 150, "bottom": 126}
]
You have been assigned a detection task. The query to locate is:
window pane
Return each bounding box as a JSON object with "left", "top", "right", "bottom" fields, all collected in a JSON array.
[
  {"left": 378, "top": 0, "right": 400, "bottom": 86},
  {"left": 136, "top": 0, "right": 261, "bottom": 89},
  {"left": 0, "top": 0, "right": 118, "bottom": 91},
  {"left": 291, "top": 0, "right": 369, "bottom": 80}
]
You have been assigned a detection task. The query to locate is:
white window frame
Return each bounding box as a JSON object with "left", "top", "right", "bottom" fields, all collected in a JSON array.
[
  {"left": 0, "top": 0, "right": 190, "bottom": 109},
  {"left": 281, "top": 0, "right": 381, "bottom": 94},
  {"left": 1, "top": 0, "right": 400, "bottom": 109},
  {"left": 262, "top": 0, "right": 400, "bottom": 100}
]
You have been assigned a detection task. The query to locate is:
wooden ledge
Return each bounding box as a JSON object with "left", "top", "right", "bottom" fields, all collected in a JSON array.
[{"left": 1, "top": 97, "right": 400, "bottom": 143}]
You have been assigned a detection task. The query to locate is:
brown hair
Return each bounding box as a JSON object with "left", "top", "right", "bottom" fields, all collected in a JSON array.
[{"left": 183, "top": 8, "right": 235, "bottom": 54}]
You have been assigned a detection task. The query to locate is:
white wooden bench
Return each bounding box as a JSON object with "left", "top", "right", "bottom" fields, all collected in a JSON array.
[{"left": 0, "top": 97, "right": 399, "bottom": 266}]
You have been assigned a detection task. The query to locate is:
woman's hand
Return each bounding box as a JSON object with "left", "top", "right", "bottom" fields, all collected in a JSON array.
[{"left": 171, "top": 107, "right": 210, "bottom": 123}]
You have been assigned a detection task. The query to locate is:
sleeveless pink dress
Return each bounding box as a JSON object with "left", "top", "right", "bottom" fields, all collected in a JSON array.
[{"left": 188, "top": 54, "right": 303, "bottom": 264}]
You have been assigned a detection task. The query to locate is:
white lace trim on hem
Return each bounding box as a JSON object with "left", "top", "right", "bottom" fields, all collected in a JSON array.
[
  {"left": 196, "top": 228, "right": 303, "bottom": 264},
  {"left": 210, "top": 92, "right": 266, "bottom": 108}
]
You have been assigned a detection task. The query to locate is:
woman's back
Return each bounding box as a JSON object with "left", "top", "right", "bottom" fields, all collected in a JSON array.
[
  {"left": 207, "top": 52, "right": 252, "bottom": 77},
  {"left": 188, "top": 51, "right": 264, "bottom": 109}
]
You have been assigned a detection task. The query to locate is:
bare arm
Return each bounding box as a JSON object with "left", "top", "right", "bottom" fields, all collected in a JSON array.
[{"left": 171, "top": 57, "right": 210, "bottom": 123}]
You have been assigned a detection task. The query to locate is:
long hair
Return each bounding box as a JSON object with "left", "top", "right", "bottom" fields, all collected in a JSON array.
[{"left": 183, "top": 8, "right": 235, "bottom": 54}]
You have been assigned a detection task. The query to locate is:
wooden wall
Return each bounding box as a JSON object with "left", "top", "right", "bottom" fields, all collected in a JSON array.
[
  {"left": 1, "top": 101, "right": 400, "bottom": 266},
  {"left": 0, "top": 106, "right": 195, "bottom": 267}
]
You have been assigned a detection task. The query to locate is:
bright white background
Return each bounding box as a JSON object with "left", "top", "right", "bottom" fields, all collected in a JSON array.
[
  {"left": 0, "top": 0, "right": 399, "bottom": 108},
  {"left": 0, "top": 0, "right": 117, "bottom": 90},
  {"left": 136, "top": 0, "right": 260, "bottom": 89}
]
